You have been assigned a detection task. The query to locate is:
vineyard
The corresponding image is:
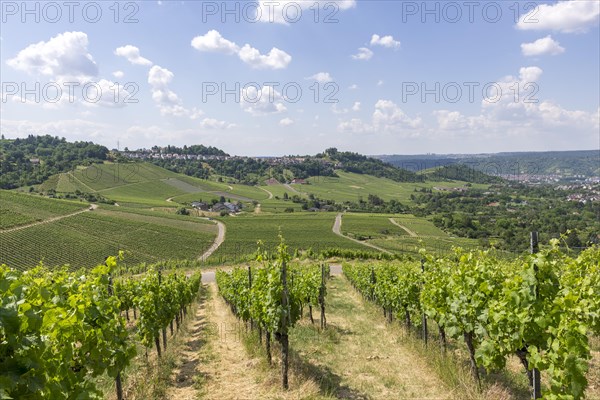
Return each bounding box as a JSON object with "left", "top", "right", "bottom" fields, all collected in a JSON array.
[
  {"left": 0, "top": 255, "right": 201, "bottom": 399},
  {"left": 343, "top": 242, "right": 600, "bottom": 399},
  {"left": 0, "top": 190, "right": 88, "bottom": 230},
  {"left": 0, "top": 208, "right": 217, "bottom": 269},
  {"left": 210, "top": 213, "right": 365, "bottom": 262}
]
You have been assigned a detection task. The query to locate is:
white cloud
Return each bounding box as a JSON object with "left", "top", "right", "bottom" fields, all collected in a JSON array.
[
  {"left": 200, "top": 118, "right": 236, "bottom": 129},
  {"left": 6, "top": 31, "right": 98, "bottom": 81},
  {"left": 306, "top": 72, "right": 333, "bottom": 83},
  {"left": 352, "top": 102, "right": 361, "bottom": 112},
  {"left": 370, "top": 34, "right": 401, "bottom": 49},
  {"left": 83, "top": 79, "right": 133, "bottom": 109},
  {"left": 238, "top": 44, "right": 292, "bottom": 69},
  {"left": 338, "top": 100, "right": 422, "bottom": 135},
  {"left": 331, "top": 104, "right": 349, "bottom": 114},
  {"left": 521, "top": 35, "right": 565, "bottom": 56},
  {"left": 279, "top": 117, "right": 295, "bottom": 126},
  {"left": 147, "top": 65, "right": 203, "bottom": 118},
  {"left": 352, "top": 47, "right": 373, "bottom": 61},
  {"left": 112, "top": 70, "right": 125, "bottom": 79},
  {"left": 191, "top": 30, "right": 240, "bottom": 54},
  {"left": 148, "top": 65, "right": 174, "bottom": 87},
  {"left": 1, "top": 119, "right": 109, "bottom": 141},
  {"left": 191, "top": 30, "right": 292, "bottom": 70},
  {"left": 377, "top": 80, "right": 384, "bottom": 86},
  {"left": 240, "top": 85, "right": 287, "bottom": 115},
  {"left": 348, "top": 84, "right": 358, "bottom": 90},
  {"left": 431, "top": 66, "right": 599, "bottom": 146},
  {"left": 254, "top": 0, "right": 356, "bottom": 24},
  {"left": 518, "top": 66, "right": 544, "bottom": 83},
  {"left": 516, "top": 0, "right": 600, "bottom": 33},
  {"left": 114, "top": 45, "right": 153, "bottom": 66}
]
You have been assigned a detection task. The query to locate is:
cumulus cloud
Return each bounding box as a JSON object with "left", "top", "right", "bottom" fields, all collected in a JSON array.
[
  {"left": 191, "top": 30, "right": 239, "bottom": 54},
  {"left": 1, "top": 118, "right": 109, "bottom": 141},
  {"left": 238, "top": 44, "right": 291, "bottom": 69},
  {"left": 306, "top": 72, "right": 333, "bottom": 83},
  {"left": 114, "top": 45, "right": 153, "bottom": 66},
  {"left": 240, "top": 85, "right": 287, "bottom": 115},
  {"left": 516, "top": 0, "right": 600, "bottom": 33},
  {"left": 521, "top": 36, "right": 565, "bottom": 56},
  {"left": 191, "top": 30, "right": 291, "bottom": 70},
  {"left": 338, "top": 100, "right": 422, "bottom": 135},
  {"left": 147, "top": 65, "right": 202, "bottom": 118},
  {"left": 279, "top": 117, "right": 295, "bottom": 126},
  {"left": 348, "top": 84, "right": 358, "bottom": 90},
  {"left": 112, "top": 70, "right": 125, "bottom": 79},
  {"left": 6, "top": 31, "right": 98, "bottom": 81},
  {"left": 431, "top": 66, "right": 599, "bottom": 147},
  {"left": 352, "top": 47, "right": 373, "bottom": 61},
  {"left": 370, "top": 34, "right": 400, "bottom": 48},
  {"left": 352, "top": 102, "right": 361, "bottom": 112}
]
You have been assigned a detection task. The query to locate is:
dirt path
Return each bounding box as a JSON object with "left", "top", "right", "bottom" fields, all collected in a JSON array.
[
  {"left": 164, "top": 294, "right": 210, "bottom": 400},
  {"left": 388, "top": 217, "right": 418, "bottom": 237},
  {"left": 199, "top": 220, "right": 226, "bottom": 261},
  {"left": 194, "top": 284, "right": 269, "bottom": 399},
  {"left": 258, "top": 187, "right": 274, "bottom": 199},
  {"left": 1, "top": 204, "right": 98, "bottom": 233},
  {"left": 332, "top": 213, "right": 392, "bottom": 254}
]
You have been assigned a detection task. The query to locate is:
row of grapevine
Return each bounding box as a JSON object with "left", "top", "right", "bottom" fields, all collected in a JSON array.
[
  {"left": 343, "top": 241, "right": 599, "bottom": 400},
  {"left": 121, "top": 268, "right": 201, "bottom": 357},
  {"left": 0, "top": 256, "right": 202, "bottom": 400},
  {"left": 216, "top": 239, "right": 328, "bottom": 389},
  {"left": 0, "top": 256, "right": 134, "bottom": 399}
]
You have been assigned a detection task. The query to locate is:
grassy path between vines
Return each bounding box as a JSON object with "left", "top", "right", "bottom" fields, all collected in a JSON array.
[{"left": 183, "top": 276, "right": 455, "bottom": 399}]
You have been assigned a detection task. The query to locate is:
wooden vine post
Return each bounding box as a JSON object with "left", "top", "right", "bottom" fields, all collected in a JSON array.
[
  {"left": 280, "top": 257, "right": 290, "bottom": 390},
  {"left": 107, "top": 274, "right": 124, "bottom": 400},
  {"left": 530, "top": 231, "right": 542, "bottom": 400},
  {"left": 319, "top": 263, "right": 327, "bottom": 329},
  {"left": 421, "top": 258, "right": 428, "bottom": 347}
]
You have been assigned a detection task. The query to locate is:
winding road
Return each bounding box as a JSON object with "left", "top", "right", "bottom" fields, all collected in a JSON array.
[
  {"left": 332, "top": 213, "right": 392, "bottom": 254},
  {"left": 199, "top": 219, "right": 226, "bottom": 262},
  {"left": 1, "top": 204, "right": 98, "bottom": 234}
]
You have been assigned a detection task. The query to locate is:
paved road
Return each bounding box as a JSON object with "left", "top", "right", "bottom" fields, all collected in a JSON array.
[
  {"left": 199, "top": 220, "right": 226, "bottom": 261},
  {"left": 332, "top": 213, "right": 392, "bottom": 254}
]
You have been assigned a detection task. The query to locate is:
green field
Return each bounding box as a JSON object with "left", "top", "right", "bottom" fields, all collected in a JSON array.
[
  {"left": 211, "top": 213, "right": 365, "bottom": 262},
  {"left": 0, "top": 190, "right": 89, "bottom": 230},
  {"left": 0, "top": 206, "right": 217, "bottom": 270}
]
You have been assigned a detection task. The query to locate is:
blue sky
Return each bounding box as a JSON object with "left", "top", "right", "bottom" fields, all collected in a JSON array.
[{"left": 1, "top": 0, "right": 599, "bottom": 156}]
